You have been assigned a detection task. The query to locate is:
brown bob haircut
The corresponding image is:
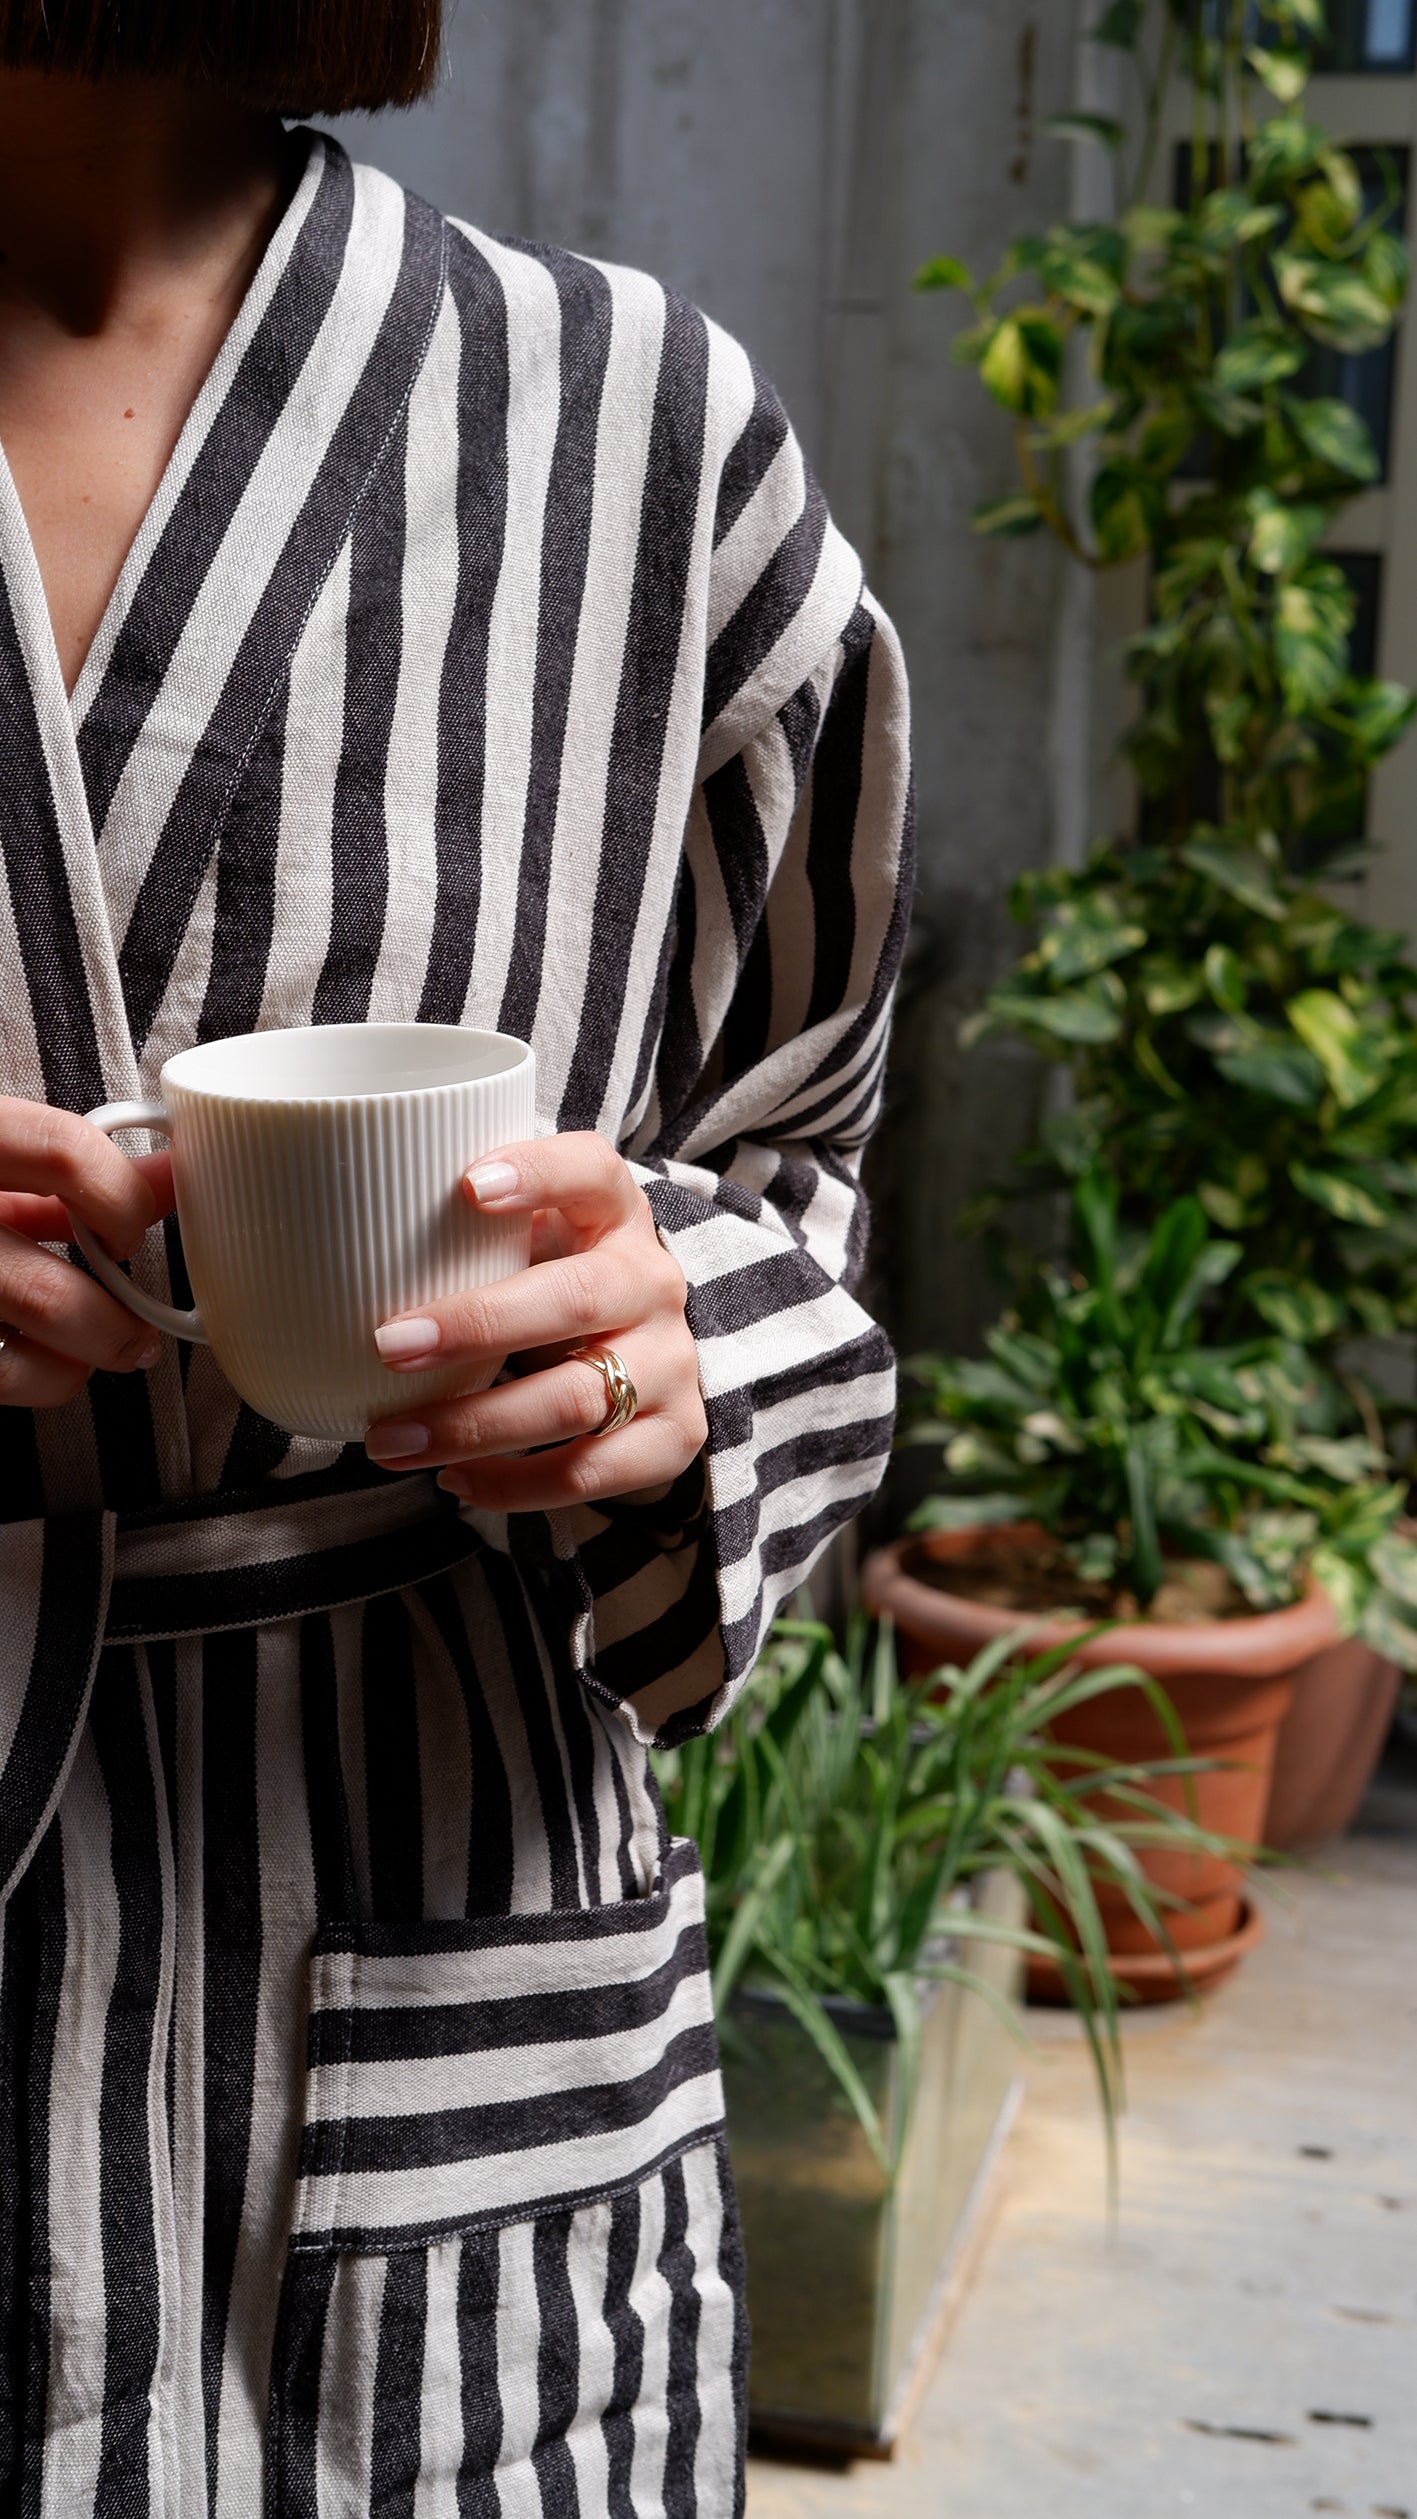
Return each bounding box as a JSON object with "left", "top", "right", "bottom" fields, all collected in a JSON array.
[{"left": 0, "top": 0, "right": 443, "bottom": 113}]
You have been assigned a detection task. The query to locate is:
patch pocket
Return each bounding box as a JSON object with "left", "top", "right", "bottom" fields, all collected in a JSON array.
[{"left": 288, "top": 1836, "right": 724, "bottom": 2257}]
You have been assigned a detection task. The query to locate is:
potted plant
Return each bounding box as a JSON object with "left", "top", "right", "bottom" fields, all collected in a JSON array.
[
  {"left": 655, "top": 1610, "right": 1225, "bottom": 2453},
  {"left": 912, "top": 0, "right": 1417, "bottom": 1840},
  {"left": 865, "top": 1167, "right": 1417, "bottom": 1986}
]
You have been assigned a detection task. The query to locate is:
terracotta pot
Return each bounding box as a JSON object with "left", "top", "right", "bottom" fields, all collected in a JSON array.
[
  {"left": 1263, "top": 1639, "right": 1401, "bottom": 1852},
  {"left": 861, "top": 1525, "right": 1339, "bottom": 1999},
  {"left": 1026, "top": 1899, "right": 1265, "bottom": 2008}
]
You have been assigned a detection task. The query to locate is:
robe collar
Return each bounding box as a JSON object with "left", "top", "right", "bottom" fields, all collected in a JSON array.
[{"left": 0, "top": 133, "right": 448, "bottom": 1106}]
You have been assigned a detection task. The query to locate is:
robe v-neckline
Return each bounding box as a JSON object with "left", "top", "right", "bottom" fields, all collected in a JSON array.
[{"left": 0, "top": 132, "right": 448, "bottom": 1105}]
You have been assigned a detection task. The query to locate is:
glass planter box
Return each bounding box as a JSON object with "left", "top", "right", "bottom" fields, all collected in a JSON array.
[{"left": 724, "top": 1869, "right": 1025, "bottom": 2454}]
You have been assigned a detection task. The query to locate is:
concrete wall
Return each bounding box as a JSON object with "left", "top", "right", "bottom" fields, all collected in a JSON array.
[{"left": 325, "top": 0, "right": 1086, "bottom": 1352}]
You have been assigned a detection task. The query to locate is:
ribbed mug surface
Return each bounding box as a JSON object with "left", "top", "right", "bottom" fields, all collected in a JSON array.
[{"left": 162, "top": 1025, "right": 535, "bottom": 1439}]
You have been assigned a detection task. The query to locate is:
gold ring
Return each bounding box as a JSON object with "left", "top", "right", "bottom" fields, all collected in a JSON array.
[{"left": 569, "top": 1344, "right": 638, "bottom": 1436}]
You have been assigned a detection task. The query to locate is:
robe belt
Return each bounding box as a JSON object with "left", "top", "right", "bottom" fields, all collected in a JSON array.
[
  {"left": 2, "top": 1472, "right": 494, "bottom": 1905},
  {"left": 105, "top": 1467, "right": 484, "bottom": 1646}
]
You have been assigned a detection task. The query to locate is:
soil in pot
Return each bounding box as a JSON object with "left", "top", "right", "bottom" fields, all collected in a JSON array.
[
  {"left": 861, "top": 1523, "right": 1339, "bottom": 1999},
  {"left": 913, "top": 1523, "right": 1253, "bottom": 1626}
]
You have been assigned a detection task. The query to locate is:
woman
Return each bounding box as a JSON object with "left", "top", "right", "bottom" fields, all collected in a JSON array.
[{"left": 0, "top": 4, "right": 911, "bottom": 2512}]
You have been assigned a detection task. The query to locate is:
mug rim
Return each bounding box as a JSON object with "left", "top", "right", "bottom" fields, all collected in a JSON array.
[{"left": 160, "top": 1021, "right": 534, "bottom": 1104}]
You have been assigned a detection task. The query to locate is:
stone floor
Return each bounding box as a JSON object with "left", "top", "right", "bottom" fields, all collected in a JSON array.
[{"left": 746, "top": 1747, "right": 1417, "bottom": 2519}]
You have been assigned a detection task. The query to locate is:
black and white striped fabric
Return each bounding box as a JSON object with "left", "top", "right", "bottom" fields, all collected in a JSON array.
[{"left": 0, "top": 132, "right": 910, "bottom": 2514}]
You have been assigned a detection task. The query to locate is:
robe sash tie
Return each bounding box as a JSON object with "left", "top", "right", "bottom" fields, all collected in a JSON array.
[{"left": 0, "top": 1468, "right": 482, "bottom": 1901}]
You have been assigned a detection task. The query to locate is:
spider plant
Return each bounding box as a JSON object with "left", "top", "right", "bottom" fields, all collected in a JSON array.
[{"left": 654, "top": 1611, "right": 1230, "bottom": 2179}]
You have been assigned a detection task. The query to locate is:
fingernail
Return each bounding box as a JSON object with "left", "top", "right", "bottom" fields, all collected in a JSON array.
[
  {"left": 465, "top": 1160, "right": 519, "bottom": 1205},
  {"left": 376, "top": 1316, "right": 441, "bottom": 1362},
  {"left": 135, "top": 1335, "right": 161, "bottom": 1370},
  {"left": 366, "top": 1420, "right": 430, "bottom": 1460}
]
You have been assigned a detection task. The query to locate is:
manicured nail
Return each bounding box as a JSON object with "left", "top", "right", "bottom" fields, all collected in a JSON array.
[
  {"left": 366, "top": 1420, "right": 430, "bottom": 1460},
  {"left": 376, "top": 1316, "right": 441, "bottom": 1362},
  {"left": 465, "top": 1160, "right": 519, "bottom": 1205},
  {"left": 135, "top": 1336, "right": 162, "bottom": 1370}
]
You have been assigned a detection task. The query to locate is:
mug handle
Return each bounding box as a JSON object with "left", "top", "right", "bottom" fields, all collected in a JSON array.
[{"left": 69, "top": 1100, "right": 209, "bottom": 1345}]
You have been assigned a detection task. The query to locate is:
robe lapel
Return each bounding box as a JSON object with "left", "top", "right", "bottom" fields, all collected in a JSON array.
[
  {"left": 0, "top": 467, "right": 139, "bottom": 1112},
  {"left": 74, "top": 135, "right": 449, "bottom": 1064}
]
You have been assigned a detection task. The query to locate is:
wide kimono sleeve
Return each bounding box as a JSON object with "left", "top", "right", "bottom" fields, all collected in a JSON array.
[{"left": 561, "top": 382, "right": 914, "bottom": 1748}]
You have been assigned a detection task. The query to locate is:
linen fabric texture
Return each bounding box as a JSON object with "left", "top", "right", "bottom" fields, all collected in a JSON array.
[{"left": 0, "top": 134, "right": 912, "bottom": 2515}]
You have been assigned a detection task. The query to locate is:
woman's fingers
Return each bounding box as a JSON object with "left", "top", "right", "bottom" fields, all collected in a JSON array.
[
  {"left": 376, "top": 1236, "right": 679, "bottom": 1373},
  {"left": 463, "top": 1132, "right": 644, "bottom": 1230},
  {"left": 368, "top": 1131, "right": 705, "bottom": 1508},
  {"left": 435, "top": 1416, "right": 697, "bottom": 1515},
  {"left": 0, "top": 1225, "right": 161, "bottom": 1376},
  {"left": 0, "top": 1098, "right": 169, "bottom": 1260},
  {"left": 366, "top": 1352, "right": 617, "bottom": 1465},
  {"left": 0, "top": 1150, "right": 174, "bottom": 1251},
  {"left": 0, "top": 1330, "right": 96, "bottom": 1411}
]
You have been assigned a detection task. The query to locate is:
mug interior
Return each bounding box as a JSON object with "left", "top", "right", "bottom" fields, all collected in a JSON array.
[{"left": 161, "top": 1023, "right": 530, "bottom": 1101}]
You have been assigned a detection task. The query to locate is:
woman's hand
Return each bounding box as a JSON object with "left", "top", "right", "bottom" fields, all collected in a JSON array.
[
  {"left": 366, "top": 1133, "right": 707, "bottom": 1511},
  {"left": 0, "top": 1096, "right": 174, "bottom": 1406}
]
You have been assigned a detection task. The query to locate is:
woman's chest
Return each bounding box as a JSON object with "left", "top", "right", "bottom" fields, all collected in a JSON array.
[{"left": 104, "top": 460, "right": 703, "bottom": 1140}]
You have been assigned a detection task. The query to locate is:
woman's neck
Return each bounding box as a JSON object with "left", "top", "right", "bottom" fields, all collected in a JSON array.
[
  {"left": 0, "top": 71, "right": 297, "bottom": 691},
  {"left": 0, "top": 71, "right": 290, "bottom": 336}
]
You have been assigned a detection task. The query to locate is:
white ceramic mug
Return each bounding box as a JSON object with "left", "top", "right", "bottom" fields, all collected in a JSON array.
[{"left": 74, "top": 1023, "right": 536, "bottom": 1441}]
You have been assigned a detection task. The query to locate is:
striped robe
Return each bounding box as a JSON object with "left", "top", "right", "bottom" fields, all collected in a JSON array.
[{"left": 0, "top": 135, "right": 911, "bottom": 2516}]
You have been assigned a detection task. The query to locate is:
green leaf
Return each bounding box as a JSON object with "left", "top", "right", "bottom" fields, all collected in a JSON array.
[
  {"left": 1284, "top": 394, "right": 1380, "bottom": 483},
  {"left": 1365, "top": 226, "right": 1410, "bottom": 313},
  {"left": 1247, "top": 43, "right": 1311, "bottom": 103},
  {"left": 916, "top": 254, "right": 973, "bottom": 293},
  {"left": 1311, "top": 1545, "right": 1366, "bottom": 1638},
  {"left": 1289, "top": 1161, "right": 1393, "bottom": 1226},
  {"left": 1276, "top": 579, "right": 1350, "bottom": 713},
  {"left": 972, "top": 493, "right": 1046, "bottom": 538},
  {"left": 1037, "top": 897, "right": 1147, "bottom": 983},
  {"left": 1039, "top": 239, "right": 1122, "bottom": 316},
  {"left": 1244, "top": 1274, "right": 1342, "bottom": 1341},
  {"left": 1247, "top": 114, "right": 1325, "bottom": 187},
  {"left": 1039, "top": 396, "right": 1119, "bottom": 448},
  {"left": 1204, "top": 943, "right": 1246, "bottom": 1013},
  {"left": 1142, "top": 957, "right": 1204, "bottom": 1017},
  {"left": 1349, "top": 1287, "right": 1397, "bottom": 1337},
  {"left": 1370, "top": 1530, "right": 1417, "bottom": 1611},
  {"left": 1191, "top": 381, "right": 1265, "bottom": 441},
  {"left": 1137, "top": 406, "right": 1196, "bottom": 474},
  {"left": 1293, "top": 1432, "right": 1386, "bottom": 1481},
  {"left": 1046, "top": 112, "right": 1125, "bottom": 149},
  {"left": 981, "top": 313, "right": 1064, "bottom": 417},
  {"left": 1344, "top": 678, "right": 1417, "bottom": 760},
  {"left": 1197, "top": 191, "right": 1285, "bottom": 251},
  {"left": 1274, "top": 254, "right": 1394, "bottom": 353},
  {"left": 1214, "top": 327, "right": 1305, "bottom": 395},
  {"left": 711, "top": 1833, "right": 796, "bottom": 2014},
  {"left": 1125, "top": 205, "right": 1183, "bottom": 253},
  {"left": 988, "top": 977, "right": 1124, "bottom": 1044},
  {"left": 1181, "top": 834, "right": 1287, "bottom": 920},
  {"left": 1357, "top": 1588, "right": 1417, "bottom": 1671},
  {"left": 1091, "top": 461, "right": 1157, "bottom": 563},
  {"left": 1214, "top": 1042, "right": 1324, "bottom": 1106},
  {"left": 1248, "top": 495, "right": 1326, "bottom": 576},
  {"left": 1288, "top": 988, "right": 1392, "bottom": 1109},
  {"left": 1198, "top": 1182, "right": 1249, "bottom": 1232}
]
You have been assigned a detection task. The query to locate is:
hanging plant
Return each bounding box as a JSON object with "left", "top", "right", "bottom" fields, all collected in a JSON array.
[{"left": 920, "top": 0, "right": 1417, "bottom": 1359}]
